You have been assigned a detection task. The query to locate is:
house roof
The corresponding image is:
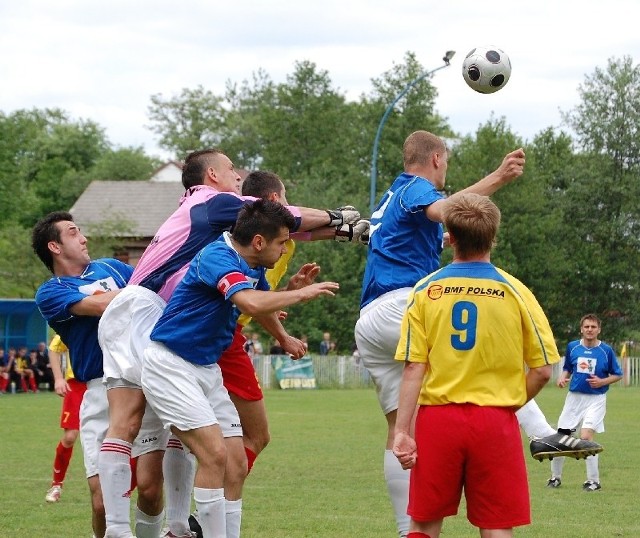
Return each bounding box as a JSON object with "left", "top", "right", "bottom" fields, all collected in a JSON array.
[{"left": 69, "top": 180, "right": 186, "bottom": 238}]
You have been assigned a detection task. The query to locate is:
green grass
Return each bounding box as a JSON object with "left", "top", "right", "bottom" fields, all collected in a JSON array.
[{"left": 1, "top": 386, "right": 638, "bottom": 537}]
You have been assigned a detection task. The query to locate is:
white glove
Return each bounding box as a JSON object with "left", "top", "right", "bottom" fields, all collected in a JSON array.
[
  {"left": 326, "top": 205, "right": 360, "bottom": 227},
  {"left": 335, "top": 219, "right": 370, "bottom": 244}
]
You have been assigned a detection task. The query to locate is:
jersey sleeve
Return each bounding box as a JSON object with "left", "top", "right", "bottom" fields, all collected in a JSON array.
[
  {"left": 48, "top": 334, "right": 68, "bottom": 353},
  {"left": 36, "top": 279, "right": 88, "bottom": 323},
  {"left": 195, "top": 244, "right": 254, "bottom": 300},
  {"left": 502, "top": 271, "right": 560, "bottom": 369},
  {"left": 606, "top": 346, "right": 623, "bottom": 376}
]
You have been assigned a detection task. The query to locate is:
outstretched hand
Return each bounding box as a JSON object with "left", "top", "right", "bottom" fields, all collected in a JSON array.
[
  {"left": 298, "top": 281, "right": 339, "bottom": 302},
  {"left": 496, "top": 148, "right": 526, "bottom": 184},
  {"left": 280, "top": 335, "right": 307, "bottom": 359},
  {"left": 287, "top": 263, "right": 321, "bottom": 290}
]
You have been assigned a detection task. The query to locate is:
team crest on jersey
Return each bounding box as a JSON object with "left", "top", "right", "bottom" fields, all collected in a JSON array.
[
  {"left": 577, "top": 357, "right": 597, "bottom": 375},
  {"left": 427, "top": 285, "right": 443, "bottom": 300},
  {"left": 78, "top": 277, "right": 119, "bottom": 296}
]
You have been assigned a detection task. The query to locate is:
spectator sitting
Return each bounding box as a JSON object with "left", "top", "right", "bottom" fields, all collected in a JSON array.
[
  {"left": 0, "top": 346, "right": 9, "bottom": 393},
  {"left": 32, "top": 347, "right": 55, "bottom": 390},
  {"left": 12, "top": 346, "right": 38, "bottom": 393}
]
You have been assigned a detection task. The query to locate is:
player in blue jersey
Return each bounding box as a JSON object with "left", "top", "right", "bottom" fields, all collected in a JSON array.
[
  {"left": 141, "top": 199, "right": 339, "bottom": 538},
  {"left": 32, "top": 211, "right": 134, "bottom": 538},
  {"left": 355, "top": 130, "right": 601, "bottom": 537},
  {"left": 393, "top": 193, "right": 558, "bottom": 538},
  {"left": 546, "top": 314, "right": 622, "bottom": 492}
]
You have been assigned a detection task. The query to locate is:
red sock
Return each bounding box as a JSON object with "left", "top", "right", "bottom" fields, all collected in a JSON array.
[
  {"left": 0, "top": 377, "right": 7, "bottom": 392},
  {"left": 20, "top": 378, "right": 28, "bottom": 392},
  {"left": 52, "top": 442, "right": 74, "bottom": 485},
  {"left": 245, "top": 447, "right": 258, "bottom": 474},
  {"left": 407, "top": 533, "right": 432, "bottom": 538},
  {"left": 29, "top": 376, "right": 37, "bottom": 391},
  {"left": 127, "top": 456, "right": 138, "bottom": 494}
]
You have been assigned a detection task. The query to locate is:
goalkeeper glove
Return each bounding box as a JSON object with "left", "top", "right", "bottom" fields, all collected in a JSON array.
[
  {"left": 326, "top": 205, "right": 360, "bottom": 227},
  {"left": 334, "top": 219, "right": 370, "bottom": 244}
]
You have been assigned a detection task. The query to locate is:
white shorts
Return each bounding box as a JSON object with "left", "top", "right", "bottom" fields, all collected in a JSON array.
[
  {"left": 142, "top": 341, "right": 242, "bottom": 438},
  {"left": 354, "top": 288, "right": 411, "bottom": 415},
  {"left": 79, "top": 379, "right": 170, "bottom": 478},
  {"left": 557, "top": 391, "right": 607, "bottom": 433},
  {"left": 99, "top": 285, "right": 166, "bottom": 386}
]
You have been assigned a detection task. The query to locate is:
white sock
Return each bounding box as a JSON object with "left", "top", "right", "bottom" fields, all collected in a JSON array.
[
  {"left": 225, "top": 498, "right": 242, "bottom": 538},
  {"left": 551, "top": 456, "right": 565, "bottom": 479},
  {"left": 586, "top": 454, "right": 600, "bottom": 482},
  {"left": 134, "top": 507, "right": 164, "bottom": 538},
  {"left": 383, "top": 449, "right": 410, "bottom": 537},
  {"left": 516, "top": 399, "right": 556, "bottom": 438},
  {"left": 164, "top": 436, "right": 197, "bottom": 536},
  {"left": 193, "top": 487, "right": 225, "bottom": 538},
  {"left": 99, "top": 438, "right": 134, "bottom": 538}
]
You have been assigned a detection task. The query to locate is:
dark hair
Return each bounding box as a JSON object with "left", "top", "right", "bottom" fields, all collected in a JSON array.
[
  {"left": 182, "top": 149, "right": 223, "bottom": 189},
  {"left": 232, "top": 199, "right": 295, "bottom": 246},
  {"left": 241, "top": 170, "right": 283, "bottom": 199},
  {"left": 32, "top": 211, "right": 74, "bottom": 272}
]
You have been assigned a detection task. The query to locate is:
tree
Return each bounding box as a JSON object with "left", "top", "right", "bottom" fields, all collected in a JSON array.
[
  {"left": 89, "top": 147, "right": 161, "bottom": 181},
  {"left": 147, "top": 85, "right": 225, "bottom": 158},
  {"left": 556, "top": 56, "right": 640, "bottom": 342},
  {"left": 0, "top": 108, "right": 109, "bottom": 227}
]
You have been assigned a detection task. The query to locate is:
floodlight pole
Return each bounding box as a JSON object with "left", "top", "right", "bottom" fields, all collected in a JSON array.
[{"left": 369, "top": 51, "right": 455, "bottom": 212}]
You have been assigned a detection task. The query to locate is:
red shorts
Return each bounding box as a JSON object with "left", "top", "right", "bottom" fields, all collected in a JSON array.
[
  {"left": 218, "top": 325, "right": 263, "bottom": 401},
  {"left": 60, "top": 378, "right": 87, "bottom": 430},
  {"left": 408, "top": 404, "right": 530, "bottom": 529}
]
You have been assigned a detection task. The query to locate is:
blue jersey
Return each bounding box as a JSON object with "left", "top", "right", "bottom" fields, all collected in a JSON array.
[
  {"left": 150, "top": 233, "right": 270, "bottom": 365},
  {"left": 35, "top": 259, "right": 133, "bottom": 382},
  {"left": 563, "top": 339, "right": 622, "bottom": 395},
  {"left": 361, "top": 173, "right": 444, "bottom": 309}
]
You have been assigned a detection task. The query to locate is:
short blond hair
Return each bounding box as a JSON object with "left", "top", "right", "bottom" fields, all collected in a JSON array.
[
  {"left": 403, "top": 131, "right": 446, "bottom": 168},
  {"left": 443, "top": 193, "right": 501, "bottom": 257}
]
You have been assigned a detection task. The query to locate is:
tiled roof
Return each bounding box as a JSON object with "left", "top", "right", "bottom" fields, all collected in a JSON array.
[{"left": 69, "top": 180, "right": 186, "bottom": 238}]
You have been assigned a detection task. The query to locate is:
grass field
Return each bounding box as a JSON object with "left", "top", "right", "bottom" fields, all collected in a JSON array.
[{"left": 1, "top": 386, "right": 638, "bottom": 537}]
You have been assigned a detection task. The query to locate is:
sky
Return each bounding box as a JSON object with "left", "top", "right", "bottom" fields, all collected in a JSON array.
[{"left": 1, "top": 1, "right": 638, "bottom": 161}]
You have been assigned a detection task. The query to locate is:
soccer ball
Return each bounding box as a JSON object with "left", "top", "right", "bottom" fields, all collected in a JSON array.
[{"left": 462, "top": 46, "right": 511, "bottom": 94}]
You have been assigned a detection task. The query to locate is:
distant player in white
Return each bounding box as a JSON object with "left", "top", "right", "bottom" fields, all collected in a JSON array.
[
  {"left": 142, "top": 199, "right": 339, "bottom": 538},
  {"left": 547, "top": 314, "right": 622, "bottom": 491},
  {"left": 355, "top": 131, "right": 600, "bottom": 537}
]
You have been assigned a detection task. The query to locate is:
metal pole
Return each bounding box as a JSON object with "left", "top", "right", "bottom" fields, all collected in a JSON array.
[{"left": 369, "top": 61, "right": 452, "bottom": 212}]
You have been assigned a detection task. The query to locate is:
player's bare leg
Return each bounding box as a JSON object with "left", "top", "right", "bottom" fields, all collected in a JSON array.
[
  {"left": 135, "top": 450, "right": 166, "bottom": 538},
  {"left": 228, "top": 394, "right": 270, "bottom": 471},
  {"left": 223, "top": 436, "right": 247, "bottom": 538},
  {"left": 172, "top": 425, "right": 227, "bottom": 538},
  {"left": 87, "top": 474, "right": 106, "bottom": 538},
  {"left": 98, "top": 386, "right": 162, "bottom": 538}
]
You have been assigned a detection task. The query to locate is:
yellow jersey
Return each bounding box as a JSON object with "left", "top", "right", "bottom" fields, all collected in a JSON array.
[
  {"left": 395, "top": 262, "right": 560, "bottom": 407},
  {"left": 49, "top": 334, "right": 75, "bottom": 380}
]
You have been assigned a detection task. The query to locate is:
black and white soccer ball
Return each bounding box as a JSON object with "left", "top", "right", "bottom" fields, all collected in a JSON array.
[{"left": 462, "top": 46, "right": 511, "bottom": 94}]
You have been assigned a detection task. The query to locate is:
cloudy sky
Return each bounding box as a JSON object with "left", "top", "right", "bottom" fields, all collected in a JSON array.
[{"left": 1, "top": 1, "right": 638, "bottom": 160}]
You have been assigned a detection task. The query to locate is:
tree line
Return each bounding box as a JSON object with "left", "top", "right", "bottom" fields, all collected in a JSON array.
[{"left": 1, "top": 53, "right": 639, "bottom": 353}]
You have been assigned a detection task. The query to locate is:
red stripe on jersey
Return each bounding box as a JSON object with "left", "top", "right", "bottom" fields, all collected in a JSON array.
[{"left": 218, "top": 272, "right": 248, "bottom": 295}]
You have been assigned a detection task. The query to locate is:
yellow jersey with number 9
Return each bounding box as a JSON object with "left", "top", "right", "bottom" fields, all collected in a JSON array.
[{"left": 395, "top": 262, "right": 560, "bottom": 407}]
